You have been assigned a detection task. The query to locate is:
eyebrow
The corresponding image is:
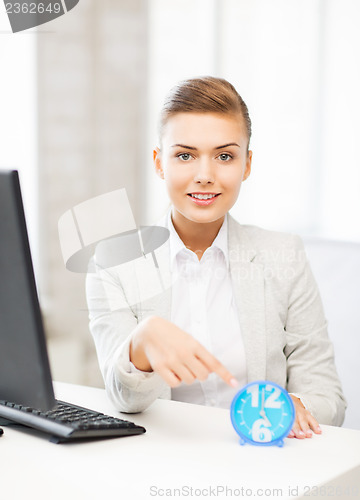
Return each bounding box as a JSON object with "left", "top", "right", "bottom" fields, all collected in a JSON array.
[
  {"left": 214, "top": 143, "right": 240, "bottom": 150},
  {"left": 171, "top": 142, "right": 240, "bottom": 150}
]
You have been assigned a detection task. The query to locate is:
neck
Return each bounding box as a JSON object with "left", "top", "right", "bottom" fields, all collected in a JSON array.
[{"left": 171, "top": 209, "right": 225, "bottom": 260}]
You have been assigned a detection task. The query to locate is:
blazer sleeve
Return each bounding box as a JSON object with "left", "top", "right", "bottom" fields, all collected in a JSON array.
[
  {"left": 85, "top": 262, "right": 169, "bottom": 413},
  {"left": 284, "top": 236, "right": 347, "bottom": 426}
]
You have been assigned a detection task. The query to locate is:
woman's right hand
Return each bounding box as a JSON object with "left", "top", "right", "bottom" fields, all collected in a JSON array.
[{"left": 129, "top": 316, "right": 238, "bottom": 389}]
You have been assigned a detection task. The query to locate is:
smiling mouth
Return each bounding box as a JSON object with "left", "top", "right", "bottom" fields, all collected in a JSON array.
[{"left": 187, "top": 193, "right": 220, "bottom": 200}]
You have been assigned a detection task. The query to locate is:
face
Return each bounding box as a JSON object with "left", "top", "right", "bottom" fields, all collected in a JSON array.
[{"left": 154, "top": 112, "right": 252, "bottom": 229}]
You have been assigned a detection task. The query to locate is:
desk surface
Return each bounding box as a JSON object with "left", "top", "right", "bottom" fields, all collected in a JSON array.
[{"left": 0, "top": 382, "right": 359, "bottom": 500}]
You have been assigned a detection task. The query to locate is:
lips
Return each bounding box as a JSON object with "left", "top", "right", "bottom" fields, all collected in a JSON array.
[{"left": 187, "top": 192, "right": 220, "bottom": 206}]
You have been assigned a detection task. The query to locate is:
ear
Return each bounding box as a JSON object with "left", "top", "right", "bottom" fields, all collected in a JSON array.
[
  {"left": 243, "top": 150, "right": 252, "bottom": 181},
  {"left": 153, "top": 147, "right": 164, "bottom": 179}
]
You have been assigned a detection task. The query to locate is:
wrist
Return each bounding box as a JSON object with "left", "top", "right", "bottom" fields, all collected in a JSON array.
[
  {"left": 289, "top": 393, "right": 305, "bottom": 409},
  {"left": 129, "top": 320, "right": 153, "bottom": 372}
]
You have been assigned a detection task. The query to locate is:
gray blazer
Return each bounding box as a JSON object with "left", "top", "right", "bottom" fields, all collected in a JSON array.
[{"left": 86, "top": 215, "right": 346, "bottom": 425}]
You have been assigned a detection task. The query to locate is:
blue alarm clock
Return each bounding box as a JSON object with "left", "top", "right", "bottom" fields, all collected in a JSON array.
[{"left": 230, "top": 380, "right": 295, "bottom": 447}]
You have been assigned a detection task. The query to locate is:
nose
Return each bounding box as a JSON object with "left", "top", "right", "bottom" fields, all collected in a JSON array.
[{"left": 193, "top": 158, "right": 214, "bottom": 184}]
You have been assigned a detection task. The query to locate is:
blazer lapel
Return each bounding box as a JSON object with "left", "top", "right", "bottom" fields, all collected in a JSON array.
[{"left": 228, "top": 216, "right": 267, "bottom": 382}]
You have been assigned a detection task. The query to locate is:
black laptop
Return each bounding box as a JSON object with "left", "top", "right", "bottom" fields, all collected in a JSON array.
[{"left": 0, "top": 170, "right": 145, "bottom": 442}]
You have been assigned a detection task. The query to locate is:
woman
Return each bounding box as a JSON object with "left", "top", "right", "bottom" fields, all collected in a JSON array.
[{"left": 86, "top": 76, "right": 346, "bottom": 439}]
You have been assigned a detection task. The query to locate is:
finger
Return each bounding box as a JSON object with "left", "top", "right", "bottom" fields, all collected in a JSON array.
[
  {"left": 296, "top": 411, "right": 313, "bottom": 438},
  {"left": 172, "top": 364, "right": 196, "bottom": 385},
  {"left": 287, "top": 430, "right": 295, "bottom": 438},
  {"left": 185, "top": 356, "right": 211, "bottom": 382},
  {"left": 307, "top": 413, "right": 322, "bottom": 434},
  {"left": 293, "top": 428, "right": 306, "bottom": 439},
  {"left": 196, "top": 346, "right": 238, "bottom": 387},
  {"left": 299, "top": 410, "right": 323, "bottom": 437},
  {"left": 299, "top": 419, "right": 313, "bottom": 438},
  {"left": 292, "top": 421, "right": 306, "bottom": 439},
  {"left": 154, "top": 365, "right": 182, "bottom": 388},
  {"left": 211, "top": 360, "right": 238, "bottom": 388}
]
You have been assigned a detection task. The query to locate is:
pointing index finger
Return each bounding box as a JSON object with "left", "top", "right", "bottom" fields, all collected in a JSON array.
[{"left": 198, "top": 347, "right": 239, "bottom": 388}]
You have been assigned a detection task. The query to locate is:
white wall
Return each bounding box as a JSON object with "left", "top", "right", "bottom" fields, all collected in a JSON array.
[
  {"left": 145, "top": 0, "right": 360, "bottom": 243},
  {"left": 0, "top": 10, "right": 38, "bottom": 270}
]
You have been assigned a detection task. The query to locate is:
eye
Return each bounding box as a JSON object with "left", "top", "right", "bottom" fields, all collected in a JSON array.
[
  {"left": 218, "top": 153, "right": 232, "bottom": 162},
  {"left": 177, "top": 153, "right": 192, "bottom": 161}
]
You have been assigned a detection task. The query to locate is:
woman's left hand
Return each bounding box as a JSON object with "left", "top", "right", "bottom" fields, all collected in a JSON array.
[{"left": 288, "top": 395, "right": 322, "bottom": 439}]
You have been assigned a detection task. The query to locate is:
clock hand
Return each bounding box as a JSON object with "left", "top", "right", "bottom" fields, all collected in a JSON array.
[{"left": 260, "top": 388, "right": 271, "bottom": 426}]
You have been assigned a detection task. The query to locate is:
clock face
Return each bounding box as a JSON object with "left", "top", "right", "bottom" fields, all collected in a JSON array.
[{"left": 230, "top": 381, "right": 295, "bottom": 446}]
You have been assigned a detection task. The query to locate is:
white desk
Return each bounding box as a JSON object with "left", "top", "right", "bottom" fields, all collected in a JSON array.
[{"left": 0, "top": 382, "right": 359, "bottom": 500}]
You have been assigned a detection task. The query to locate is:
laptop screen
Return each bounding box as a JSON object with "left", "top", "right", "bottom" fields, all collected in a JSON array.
[{"left": 0, "top": 170, "right": 56, "bottom": 411}]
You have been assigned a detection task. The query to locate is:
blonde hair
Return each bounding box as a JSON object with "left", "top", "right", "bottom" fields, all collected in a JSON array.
[{"left": 158, "top": 76, "right": 252, "bottom": 150}]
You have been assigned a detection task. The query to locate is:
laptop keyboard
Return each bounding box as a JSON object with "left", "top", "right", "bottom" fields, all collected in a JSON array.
[{"left": 0, "top": 399, "right": 146, "bottom": 443}]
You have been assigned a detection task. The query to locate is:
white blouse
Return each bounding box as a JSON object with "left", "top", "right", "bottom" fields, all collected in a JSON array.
[{"left": 169, "top": 213, "right": 247, "bottom": 409}]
